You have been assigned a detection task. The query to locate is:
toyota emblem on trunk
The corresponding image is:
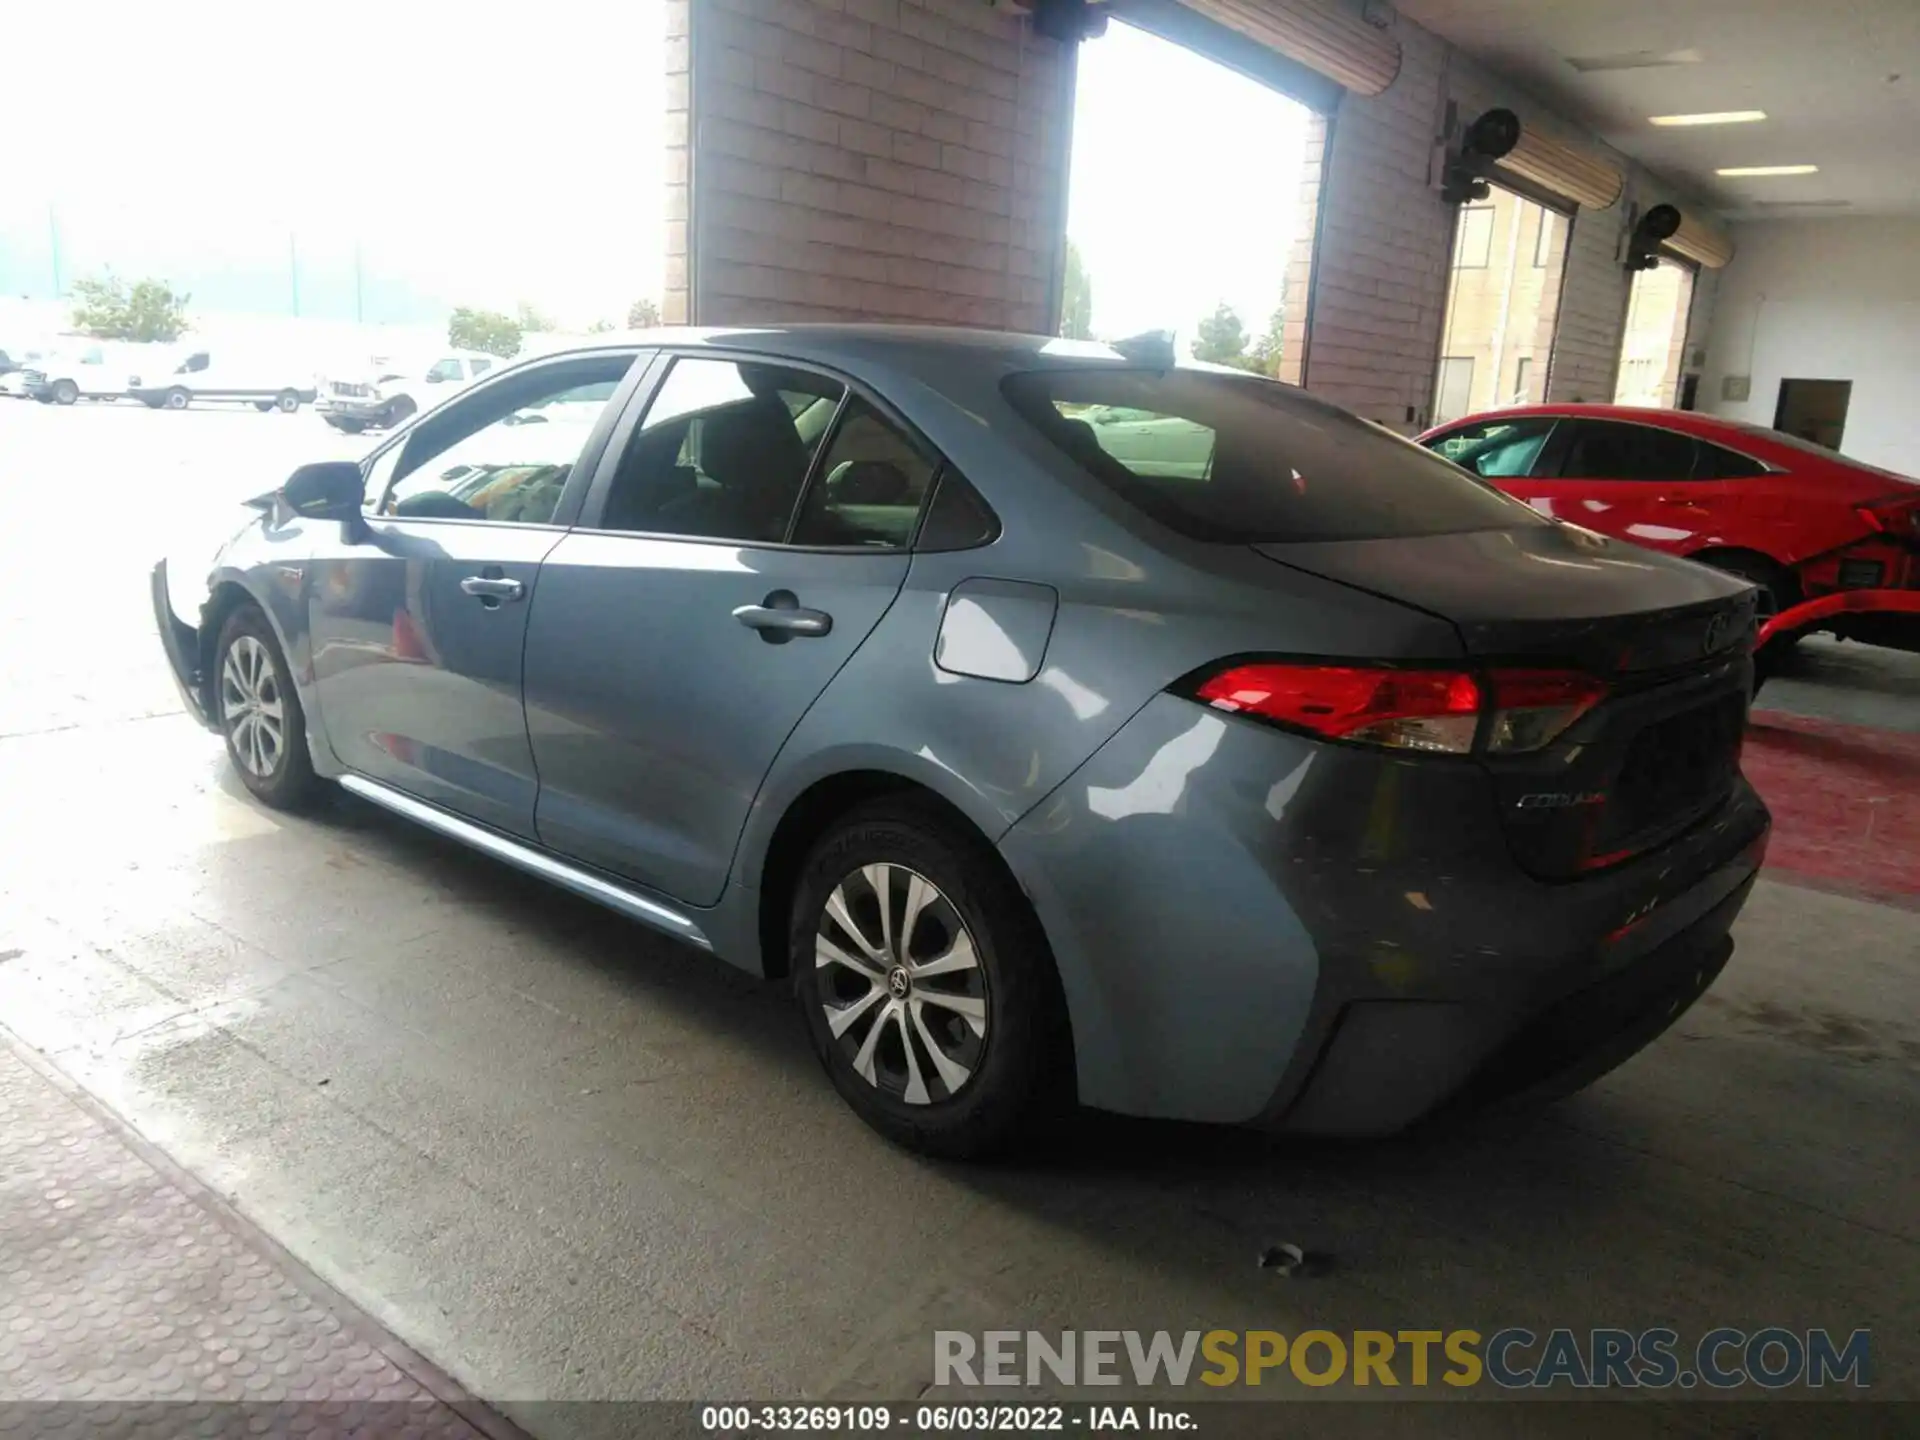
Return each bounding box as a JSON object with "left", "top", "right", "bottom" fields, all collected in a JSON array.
[{"left": 1702, "top": 610, "right": 1732, "bottom": 654}]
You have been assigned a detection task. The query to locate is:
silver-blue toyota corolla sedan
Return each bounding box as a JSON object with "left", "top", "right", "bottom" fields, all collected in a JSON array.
[{"left": 152, "top": 326, "right": 1771, "bottom": 1157}]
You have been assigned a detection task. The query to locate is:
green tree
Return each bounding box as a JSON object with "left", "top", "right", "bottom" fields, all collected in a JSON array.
[
  {"left": 1249, "top": 303, "right": 1286, "bottom": 378},
  {"left": 516, "top": 301, "right": 555, "bottom": 333},
  {"left": 627, "top": 297, "right": 662, "bottom": 329},
  {"left": 1191, "top": 302, "right": 1257, "bottom": 369},
  {"left": 69, "top": 273, "right": 191, "bottom": 342},
  {"left": 1059, "top": 239, "right": 1093, "bottom": 340},
  {"left": 448, "top": 307, "right": 523, "bottom": 358}
]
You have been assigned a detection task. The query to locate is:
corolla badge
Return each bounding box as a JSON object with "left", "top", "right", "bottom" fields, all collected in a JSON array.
[{"left": 1515, "top": 791, "right": 1606, "bottom": 809}]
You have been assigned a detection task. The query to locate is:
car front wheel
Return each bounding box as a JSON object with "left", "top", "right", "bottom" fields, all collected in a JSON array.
[
  {"left": 164, "top": 387, "right": 190, "bottom": 410},
  {"left": 214, "top": 606, "right": 322, "bottom": 811},
  {"left": 791, "top": 799, "right": 1069, "bottom": 1158},
  {"left": 51, "top": 380, "right": 78, "bottom": 405}
]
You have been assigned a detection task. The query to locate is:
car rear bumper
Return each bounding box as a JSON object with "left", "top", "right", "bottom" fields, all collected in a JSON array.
[
  {"left": 151, "top": 560, "right": 216, "bottom": 731},
  {"left": 1762, "top": 587, "right": 1920, "bottom": 657},
  {"left": 998, "top": 691, "right": 1770, "bottom": 1132}
]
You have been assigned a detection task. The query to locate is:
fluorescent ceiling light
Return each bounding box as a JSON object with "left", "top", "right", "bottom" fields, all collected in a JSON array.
[
  {"left": 1716, "top": 164, "right": 1819, "bottom": 177},
  {"left": 1566, "top": 49, "right": 1702, "bottom": 73},
  {"left": 1649, "top": 111, "right": 1766, "bottom": 126}
]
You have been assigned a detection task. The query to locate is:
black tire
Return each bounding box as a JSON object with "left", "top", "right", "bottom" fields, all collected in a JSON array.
[
  {"left": 383, "top": 396, "right": 417, "bottom": 429},
  {"left": 790, "top": 798, "right": 1070, "bottom": 1159},
  {"left": 51, "top": 380, "right": 78, "bottom": 406},
  {"left": 212, "top": 605, "right": 323, "bottom": 812},
  {"left": 275, "top": 389, "right": 301, "bottom": 413},
  {"left": 164, "top": 387, "right": 190, "bottom": 410},
  {"left": 253, "top": 400, "right": 274, "bottom": 412},
  {"left": 326, "top": 417, "right": 368, "bottom": 435},
  {"left": 1701, "top": 552, "right": 1801, "bottom": 653}
]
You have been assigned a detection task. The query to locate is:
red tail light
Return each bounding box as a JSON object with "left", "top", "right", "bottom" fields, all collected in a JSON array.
[
  {"left": 1858, "top": 494, "right": 1920, "bottom": 540},
  {"left": 1187, "top": 662, "right": 1606, "bottom": 755}
]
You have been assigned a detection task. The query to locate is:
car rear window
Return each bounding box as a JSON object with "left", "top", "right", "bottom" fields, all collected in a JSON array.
[{"left": 1001, "top": 368, "right": 1542, "bottom": 543}]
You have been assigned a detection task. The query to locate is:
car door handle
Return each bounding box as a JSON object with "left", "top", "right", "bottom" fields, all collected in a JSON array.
[
  {"left": 460, "top": 575, "right": 525, "bottom": 602},
  {"left": 734, "top": 591, "right": 832, "bottom": 641}
]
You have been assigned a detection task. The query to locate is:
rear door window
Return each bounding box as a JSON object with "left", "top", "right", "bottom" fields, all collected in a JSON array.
[
  {"left": 789, "top": 397, "right": 938, "bottom": 549},
  {"left": 1002, "top": 368, "right": 1540, "bottom": 543},
  {"left": 1693, "top": 441, "right": 1768, "bottom": 479},
  {"left": 1552, "top": 420, "right": 1697, "bottom": 481}
]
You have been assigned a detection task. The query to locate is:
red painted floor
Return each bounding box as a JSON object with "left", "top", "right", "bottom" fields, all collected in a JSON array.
[{"left": 1743, "top": 709, "right": 1920, "bottom": 902}]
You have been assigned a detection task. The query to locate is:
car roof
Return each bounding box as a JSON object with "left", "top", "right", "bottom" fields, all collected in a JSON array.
[{"left": 513, "top": 323, "right": 1224, "bottom": 382}]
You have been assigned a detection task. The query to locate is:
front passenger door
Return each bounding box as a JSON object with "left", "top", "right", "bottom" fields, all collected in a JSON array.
[
  {"left": 304, "top": 351, "right": 641, "bottom": 835},
  {"left": 523, "top": 354, "right": 934, "bottom": 905}
]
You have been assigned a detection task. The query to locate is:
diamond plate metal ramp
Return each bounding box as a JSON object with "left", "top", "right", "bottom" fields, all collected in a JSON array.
[{"left": 0, "top": 1026, "right": 533, "bottom": 1437}]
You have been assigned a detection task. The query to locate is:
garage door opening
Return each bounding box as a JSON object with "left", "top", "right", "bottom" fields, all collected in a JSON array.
[
  {"left": 1613, "top": 258, "right": 1697, "bottom": 408},
  {"left": 1432, "top": 186, "right": 1570, "bottom": 426},
  {"left": 1063, "top": 18, "right": 1319, "bottom": 378}
]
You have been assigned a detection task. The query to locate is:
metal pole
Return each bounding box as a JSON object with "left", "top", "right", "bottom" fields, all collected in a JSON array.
[
  {"left": 290, "top": 233, "right": 300, "bottom": 316},
  {"left": 48, "top": 206, "right": 62, "bottom": 297},
  {"left": 354, "top": 243, "right": 364, "bottom": 323}
]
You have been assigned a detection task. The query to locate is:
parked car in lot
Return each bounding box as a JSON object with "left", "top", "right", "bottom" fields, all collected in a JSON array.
[
  {"left": 317, "top": 350, "right": 495, "bottom": 433},
  {"left": 0, "top": 344, "right": 50, "bottom": 399},
  {"left": 1419, "top": 404, "right": 1920, "bottom": 654},
  {"left": 128, "top": 347, "right": 319, "bottom": 412},
  {"left": 153, "top": 328, "right": 1769, "bottom": 1157},
  {"left": 18, "top": 342, "right": 145, "bottom": 404}
]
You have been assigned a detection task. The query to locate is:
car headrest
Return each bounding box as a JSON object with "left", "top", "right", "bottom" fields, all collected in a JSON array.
[{"left": 699, "top": 397, "right": 809, "bottom": 495}]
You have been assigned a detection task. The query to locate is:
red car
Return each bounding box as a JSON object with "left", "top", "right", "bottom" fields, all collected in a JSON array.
[{"left": 1418, "top": 405, "right": 1920, "bottom": 654}]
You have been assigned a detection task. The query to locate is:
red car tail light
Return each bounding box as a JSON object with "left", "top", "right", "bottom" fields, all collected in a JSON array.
[
  {"left": 1186, "top": 663, "right": 1607, "bottom": 756},
  {"left": 1857, "top": 493, "right": 1920, "bottom": 540}
]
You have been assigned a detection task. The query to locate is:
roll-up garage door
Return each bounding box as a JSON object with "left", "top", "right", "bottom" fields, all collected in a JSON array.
[
  {"left": 1494, "top": 120, "right": 1624, "bottom": 212},
  {"left": 1665, "top": 212, "right": 1735, "bottom": 268},
  {"left": 1169, "top": 0, "right": 1402, "bottom": 96}
]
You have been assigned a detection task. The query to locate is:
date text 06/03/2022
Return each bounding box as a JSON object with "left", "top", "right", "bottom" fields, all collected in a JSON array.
[{"left": 699, "top": 1404, "right": 1193, "bottom": 1432}]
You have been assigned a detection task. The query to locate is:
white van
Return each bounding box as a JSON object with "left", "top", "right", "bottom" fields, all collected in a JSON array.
[
  {"left": 127, "top": 349, "right": 319, "bottom": 412},
  {"left": 20, "top": 342, "right": 147, "bottom": 404}
]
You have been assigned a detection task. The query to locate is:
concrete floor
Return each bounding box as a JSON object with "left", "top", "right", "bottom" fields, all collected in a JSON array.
[{"left": 1, "top": 400, "right": 1916, "bottom": 1428}]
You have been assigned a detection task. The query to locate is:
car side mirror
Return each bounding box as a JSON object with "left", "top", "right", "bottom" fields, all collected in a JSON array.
[{"left": 280, "top": 461, "right": 366, "bottom": 533}]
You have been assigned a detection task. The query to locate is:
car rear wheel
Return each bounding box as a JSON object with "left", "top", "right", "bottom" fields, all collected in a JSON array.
[
  {"left": 790, "top": 799, "right": 1069, "bottom": 1158},
  {"left": 164, "top": 387, "right": 190, "bottom": 410},
  {"left": 1700, "top": 552, "right": 1800, "bottom": 652},
  {"left": 51, "top": 380, "right": 78, "bottom": 406},
  {"left": 275, "top": 389, "right": 301, "bottom": 413},
  {"left": 214, "top": 606, "right": 322, "bottom": 811}
]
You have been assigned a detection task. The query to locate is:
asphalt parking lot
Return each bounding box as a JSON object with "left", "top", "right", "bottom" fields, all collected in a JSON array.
[{"left": 1, "top": 396, "right": 1917, "bottom": 1430}]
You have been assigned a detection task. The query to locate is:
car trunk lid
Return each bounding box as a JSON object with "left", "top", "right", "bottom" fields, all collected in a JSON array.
[{"left": 1252, "top": 523, "right": 1759, "bottom": 879}]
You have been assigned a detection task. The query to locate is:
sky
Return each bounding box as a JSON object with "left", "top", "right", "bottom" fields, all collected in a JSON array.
[
  {"left": 0, "top": 0, "right": 665, "bottom": 329},
  {"left": 1066, "top": 19, "right": 1311, "bottom": 345},
  {"left": 0, "top": 5, "right": 1304, "bottom": 343}
]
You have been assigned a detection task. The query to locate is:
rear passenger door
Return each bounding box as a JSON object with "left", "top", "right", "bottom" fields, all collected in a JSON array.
[
  {"left": 522, "top": 353, "right": 934, "bottom": 906},
  {"left": 1527, "top": 418, "right": 1715, "bottom": 552}
]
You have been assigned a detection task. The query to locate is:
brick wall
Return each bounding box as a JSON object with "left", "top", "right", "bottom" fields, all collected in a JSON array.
[
  {"left": 1299, "top": 8, "right": 1724, "bottom": 429},
  {"left": 678, "top": 0, "right": 1074, "bottom": 329},
  {"left": 669, "top": 0, "right": 1726, "bottom": 426}
]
